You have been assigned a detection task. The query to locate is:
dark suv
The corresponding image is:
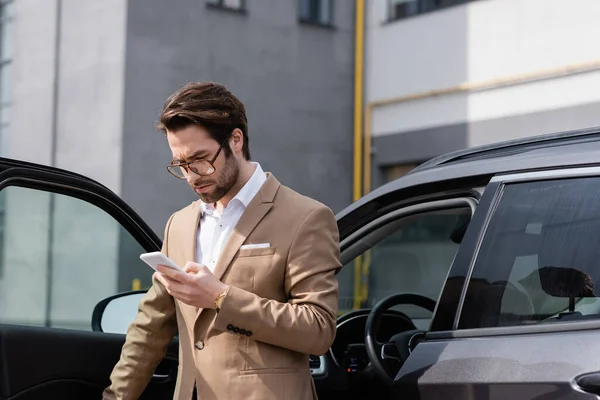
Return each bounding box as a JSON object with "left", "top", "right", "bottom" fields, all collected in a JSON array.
[{"left": 3, "top": 127, "right": 600, "bottom": 399}]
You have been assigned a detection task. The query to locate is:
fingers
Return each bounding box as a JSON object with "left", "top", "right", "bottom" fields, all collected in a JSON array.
[
  {"left": 184, "top": 262, "right": 199, "bottom": 274},
  {"left": 184, "top": 262, "right": 210, "bottom": 275},
  {"left": 156, "top": 265, "right": 188, "bottom": 282},
  {"left": 156, "top": 272, "right": 189, "bottom": 298},
  {"left": 155, "top": 270, "right": 178, "bottom": 287}
]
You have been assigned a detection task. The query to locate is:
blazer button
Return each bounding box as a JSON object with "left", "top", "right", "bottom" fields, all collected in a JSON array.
[{"left": 194, "top": 340, "right": 205, "bottom": 350}]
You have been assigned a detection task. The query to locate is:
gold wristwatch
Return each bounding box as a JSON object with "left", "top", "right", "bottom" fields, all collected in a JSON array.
[{"left": 214, "top": 287, "right": 229, "bottom": 312}]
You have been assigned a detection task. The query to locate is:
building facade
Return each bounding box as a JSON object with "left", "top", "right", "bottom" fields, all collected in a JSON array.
[
  {"left": 365, "top": 0, "right": 600, "bottom": 187},
  {"left": 0, "top": 0, "right": 355, "bottom": 329},
  {"left": 4, "top": 0, "right": 600, "bottom": 331}
]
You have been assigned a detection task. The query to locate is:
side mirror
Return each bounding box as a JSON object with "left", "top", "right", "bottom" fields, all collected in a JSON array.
[{"left": 92, "top": 291, "right": 146, "bottom": 334}]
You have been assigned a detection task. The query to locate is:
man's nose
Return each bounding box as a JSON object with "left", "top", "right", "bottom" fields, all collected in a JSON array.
[{"left": 186, "top": 169, "right": 201, "bottom": 185}]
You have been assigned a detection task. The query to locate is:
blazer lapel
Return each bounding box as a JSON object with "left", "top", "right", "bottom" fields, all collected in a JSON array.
[
  {"left": 181, "top": 201, "right": 202, "bottom": 267},
  {"left": 170, "top": 201, "right": 202, "bottom": 317},
  {"left": 212, "top": 173, "right": 280, "bottom": 282},
  {"left": 196, "top": 173, "right": 280, "bottom": 318}
]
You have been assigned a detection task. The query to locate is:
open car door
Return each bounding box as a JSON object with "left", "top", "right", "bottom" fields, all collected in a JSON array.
[{"left": 0, "top": 162, "right": 177, "bottom": 400}]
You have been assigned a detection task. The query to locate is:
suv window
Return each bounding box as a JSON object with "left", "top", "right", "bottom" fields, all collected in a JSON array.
[
  {"left": 459, "top": 177, "right": 600, "bottom": 329},
  {"left": 338, "top": 206, "right": 471, "bottom": 328},
  {"left": 0, "top": 186, "right": 154, "bottom": 330}
]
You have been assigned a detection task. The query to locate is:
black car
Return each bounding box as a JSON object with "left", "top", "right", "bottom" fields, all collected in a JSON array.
[{"left": 4, "top": 126, "right": 600, "bottom": 399}]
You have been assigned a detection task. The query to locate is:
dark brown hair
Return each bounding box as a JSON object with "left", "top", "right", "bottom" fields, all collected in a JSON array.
[{"left": 157, "top": 82, "right": 250, "bottom": 160}]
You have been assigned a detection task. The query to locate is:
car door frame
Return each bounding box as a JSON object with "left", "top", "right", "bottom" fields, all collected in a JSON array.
[
  {"left": 320, "top": 176, "right": 486, "bottom": 397},
  {"left": 0, "top": 165, "right": 162, "bottom": 252}
]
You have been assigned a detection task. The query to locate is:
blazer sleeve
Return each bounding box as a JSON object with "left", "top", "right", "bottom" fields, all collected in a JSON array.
[
  {"left": 102, "top": 213, "right": 179, "bottom": 400},
  {"left": 213, "top": 204, "right": 341, "bottom": 356}
]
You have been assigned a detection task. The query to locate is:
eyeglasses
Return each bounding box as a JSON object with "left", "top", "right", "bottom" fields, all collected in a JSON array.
[{"left": 167, "top": 136, "right": 229, "bottom": 180}]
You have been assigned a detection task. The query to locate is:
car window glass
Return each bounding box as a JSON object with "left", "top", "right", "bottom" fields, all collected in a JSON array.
[
  {"left": 0, "top": 186, "right": 153, "bottom": 330},
  {"left": 459, "top": 177, "right": 600, "bottom": 329},
  {"left": 337, "top": 207, "right": 471, "bottom": 329}
]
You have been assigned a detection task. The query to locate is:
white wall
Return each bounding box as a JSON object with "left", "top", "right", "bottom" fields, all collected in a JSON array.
[
  {"left": 466, "top": 0, "right": 600, "bottom": 145},
  {"left": 366, "top": 0, "right": 469, "bottom": 136},
  {"left": 9, "top": 0, "right": 57, "bottom": 165},
  {"left": 55, "top": 0, "right": 127, "bottom": 193},
  {"left": 9, "top": 0, "right": 127, "bottom": 193},
  {"left": 0, "top": 0, "right": 128, "bottom": 331},
  {"left": 367, "top": 0, "right": 600, "bottom": 142}
]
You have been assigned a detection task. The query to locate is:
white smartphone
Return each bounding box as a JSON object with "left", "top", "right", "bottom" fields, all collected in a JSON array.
[{"left": 140, "top": 251, "right": 185, "bottom": 273}]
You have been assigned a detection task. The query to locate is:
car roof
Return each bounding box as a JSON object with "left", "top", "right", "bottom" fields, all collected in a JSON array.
[
  {"left": 337, "top": 125, "right": 600, "bottom": 223},
  {"left": 412, "top": 125, "right": 600, "bottom": 173}
]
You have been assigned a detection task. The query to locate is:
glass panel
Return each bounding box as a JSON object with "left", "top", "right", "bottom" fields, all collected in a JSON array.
[
  {"left": 1, "top": 63, "right": 11, "bottom": 105},
  {"left": 318, "top": 0, "right": 331, "bottom": 25},
  {"left": 223, "top": 0, "right": 243, "bottom": 9},
  {"left": 0, "top": 105, "right": 8, "bottom": 126},
  {"left": 460, "top": 177, "right": 600, "bottom": 329},
  {"left": 390, "top": 0, "right": 420, "bottom": 20},
  {"left": 0, "top": 186, "right": 153, "bottom": 330},
  {"left": 0, "top": 189, "right": 4, "bottom": 277},
  {"left": 0, "top": 122, "right": 7, "bottom": 157},
  {"left": 339, "top": 207, "right": 471, "bottom": 328},
  {"left": 3, "top": 2, "right": 12, "bottom": 19},
  {"left": 1, "top": 13, "right": 11, "bottom": 62},
  {"left": 389, "top": 0, "right": 476, "bottom": 20},
  {"left": 298, "top": 0, "right": 311, "bottom": 21}
]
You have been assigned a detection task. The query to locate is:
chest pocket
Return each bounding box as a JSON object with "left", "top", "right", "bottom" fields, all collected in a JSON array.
[{"left": 226, "top": 246, "right": 283, "bottom": 297}]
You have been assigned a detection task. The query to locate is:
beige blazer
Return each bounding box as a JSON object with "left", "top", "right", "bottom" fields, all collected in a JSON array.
[{"left": 103, "top": 173, "right": 341, "bottom": 400}]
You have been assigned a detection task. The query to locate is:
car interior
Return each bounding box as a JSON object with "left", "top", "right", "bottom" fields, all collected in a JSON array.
[{"left": 301, "top": 204, "right": 473, "bottom": 399}]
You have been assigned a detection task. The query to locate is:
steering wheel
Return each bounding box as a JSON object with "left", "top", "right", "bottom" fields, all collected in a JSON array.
[{"left": 365, "top": 293, "right": 437, "bottom": 385}]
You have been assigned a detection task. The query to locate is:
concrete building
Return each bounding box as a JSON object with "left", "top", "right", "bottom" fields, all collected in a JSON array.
[
  {"left": 365, "top": 0, "right": 600, "bottom": 187},
  {"left": 5, "top": 0, "right": 600, "bottom": 330},
  {"left": 0, "top": 0, "right": 355, "bottom": 329}
]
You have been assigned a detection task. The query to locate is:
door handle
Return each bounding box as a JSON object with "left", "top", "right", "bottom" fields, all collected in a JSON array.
[
  {"left": 152, "top": 373, "right": 171, "bottom": 383},
  {"left": 576, "top": 372, "right": 600, "bottom": 395}
]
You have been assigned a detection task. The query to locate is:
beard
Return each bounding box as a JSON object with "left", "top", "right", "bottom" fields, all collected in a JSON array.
[{"left": 194, "top": 153, "right": 240, "bottom": 204}]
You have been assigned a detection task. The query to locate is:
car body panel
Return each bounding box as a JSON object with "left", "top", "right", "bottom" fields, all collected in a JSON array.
[{"left": 396, "top": 331, "right": 599, "bottom": 399}]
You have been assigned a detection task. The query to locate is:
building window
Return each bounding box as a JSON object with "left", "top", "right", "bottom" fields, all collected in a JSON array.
[
  {"left": 298, "top": 0, "right": 333, "bottom": 27},
  {"left": 0, "top": 1, "right": 12, "bottom": 157},
  {"left": 388, "top": 0, "right": 476, "bottom": 22},
  {"left": 206, "top": 0, "right": 245, "bottom": 12}
]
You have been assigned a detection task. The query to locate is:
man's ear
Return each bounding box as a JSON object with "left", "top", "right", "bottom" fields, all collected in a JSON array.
[{"left": 230, "top": 128, "right": 244, "bottom": 154}]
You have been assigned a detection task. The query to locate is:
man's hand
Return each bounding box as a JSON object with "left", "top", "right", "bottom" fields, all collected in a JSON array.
[{"left": 155, "top": 262, "right": 229, "bottom": 309}]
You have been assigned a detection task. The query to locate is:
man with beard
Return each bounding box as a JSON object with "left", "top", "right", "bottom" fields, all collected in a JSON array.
[{"left": 102, "top": 82, "right": 341, "bottom": 400}]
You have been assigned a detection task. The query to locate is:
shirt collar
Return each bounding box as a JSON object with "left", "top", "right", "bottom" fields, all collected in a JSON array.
[{"left": 200, "top": 162, "right": 266, "bottom": 214}]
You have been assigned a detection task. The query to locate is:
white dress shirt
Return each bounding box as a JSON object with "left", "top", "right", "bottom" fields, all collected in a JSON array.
[{"left": 197, "top": 162, "right": 267, "bottom": 272}]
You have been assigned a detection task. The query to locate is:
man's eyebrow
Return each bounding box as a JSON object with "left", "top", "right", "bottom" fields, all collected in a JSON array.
[{"left": 173, "top": 150, "right": 209, "bottom": 162}]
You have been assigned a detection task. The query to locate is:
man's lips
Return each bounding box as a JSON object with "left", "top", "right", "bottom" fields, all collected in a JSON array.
[{"left": 194, "top": 183, "right": 213, "bottom": 193}]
